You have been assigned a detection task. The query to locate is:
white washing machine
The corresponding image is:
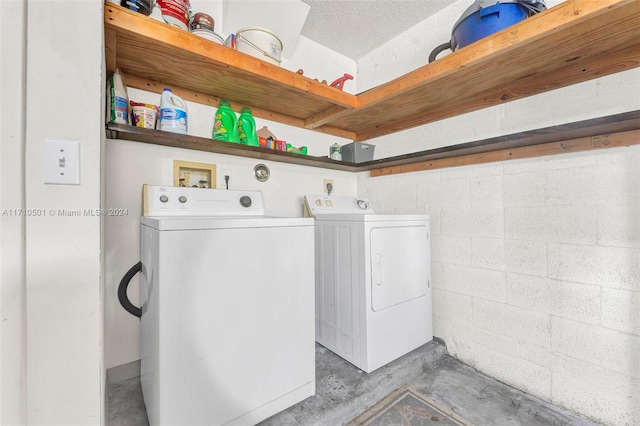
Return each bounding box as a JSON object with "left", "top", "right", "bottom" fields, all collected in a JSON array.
[
  {"left": 140, "top": 185, "right": 315, "bottom": 426},
  {"left": 305, "top": 194, "right": 432, "bottom": 373}
]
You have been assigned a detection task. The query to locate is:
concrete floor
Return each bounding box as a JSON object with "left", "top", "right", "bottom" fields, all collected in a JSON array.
[{"left": 107, "top": 340, "right": 600, "bottom": 426}]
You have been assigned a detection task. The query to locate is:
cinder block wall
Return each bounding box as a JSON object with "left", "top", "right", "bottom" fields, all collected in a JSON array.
[
  {"left": 356, "top": 2, "right": 640, "bottom": 423},
  {"left": 358, "top": 144, "right": 640, "bottom": 424}
]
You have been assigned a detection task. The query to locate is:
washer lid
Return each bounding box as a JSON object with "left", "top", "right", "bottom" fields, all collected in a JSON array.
[{"left": 141, "top": 215, "right": 313, "bottom": 231}]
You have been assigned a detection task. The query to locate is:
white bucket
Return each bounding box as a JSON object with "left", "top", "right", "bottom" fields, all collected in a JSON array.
[
  {"left": 192, "top": 29, "right": 224, "bottom": 45},
  {"left": 235, "top": 27, "right": 282, "bottom": 66}
]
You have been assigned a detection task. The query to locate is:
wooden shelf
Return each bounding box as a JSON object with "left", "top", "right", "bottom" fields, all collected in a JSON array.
[
  {"left": 107, "top": 110, "right": 640, "bottom": 174},
  {"left": 104, "top": 4, "right": 357, "bottom": 140},
  {"left": 360, "top": 110, "right": 640, "bottom": 175},
  {"left": 327, "top": 0, "right": 640, "bottom": 141},
  {"left": 105, "top": 0, "right": 640, "bottom": 143},
  {"left": 105, "top": 123, "right": 362, "bottom": 172}
]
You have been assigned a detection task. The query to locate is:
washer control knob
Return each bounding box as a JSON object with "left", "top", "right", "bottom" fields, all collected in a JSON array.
[
  {"left": 315, "top": 199, "right": 322, "bottom": 206},
  {"left": 239, "top": 195, "right": 252, "bottom": 208},
  {"left": 178, "top": 195, "right": 187, "bottom": 204},
  {"left": 159, "top": 195, "right": 169, "bottom": 203},
  {"left": 325, "top": 200, "right": 333, "bottom": 207},
  {"left": 356, "top": 199, "right": 369, "bottom": 209}
]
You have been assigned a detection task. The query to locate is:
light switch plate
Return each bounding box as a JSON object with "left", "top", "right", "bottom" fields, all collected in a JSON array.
[{"left": 44, "top": 139, "right": 80, "bottom": 185}]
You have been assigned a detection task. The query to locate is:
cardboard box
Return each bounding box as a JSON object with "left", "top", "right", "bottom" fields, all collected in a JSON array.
[{"left": 342, "top": 142, "right": 375, "bottom": 163}]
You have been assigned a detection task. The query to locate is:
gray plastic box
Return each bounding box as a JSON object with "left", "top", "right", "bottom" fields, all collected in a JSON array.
[{"left": 342, "top": 143, "right": 375, "bottom": 163}]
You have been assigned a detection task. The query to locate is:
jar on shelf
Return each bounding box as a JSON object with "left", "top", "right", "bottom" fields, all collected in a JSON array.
[{"left": 330, "top": 143, "right": 342, "bottom": 161}]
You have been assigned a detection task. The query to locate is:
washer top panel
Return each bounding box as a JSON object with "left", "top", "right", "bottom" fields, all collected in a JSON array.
[
  {"left": 144, "top": 185, "right": 265, "bottom": 217},
  {"left": 142, "top": 185, "right": 313, "bottom": 230},
  {"left": 141, "top": 215, "right": 313, "bottom": 231}
]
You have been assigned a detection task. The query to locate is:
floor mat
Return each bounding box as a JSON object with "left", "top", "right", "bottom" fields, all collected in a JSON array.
[{"left": 347, "top": 386, "right": 473, "bottom": 426}]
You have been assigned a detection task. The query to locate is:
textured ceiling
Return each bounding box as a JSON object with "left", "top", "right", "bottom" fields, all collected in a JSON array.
[{"left": 300, "top": 0, "right": 458, "bottom": 60}]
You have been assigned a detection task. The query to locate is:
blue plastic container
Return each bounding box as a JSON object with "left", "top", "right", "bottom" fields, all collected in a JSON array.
[
  {"left": 452, "top": 1, "right": 528, "bottom": 50},
  {"left": 120, "top": 0, "right": 152, "bottom": 16}
]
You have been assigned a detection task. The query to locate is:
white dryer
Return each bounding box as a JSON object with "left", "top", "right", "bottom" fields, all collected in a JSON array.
[
  {"left": 305, "top": 194, "right": 432, "bottom": 373},
  {"left": 140, "top": 186, "right": 315, "bottom": 426}
]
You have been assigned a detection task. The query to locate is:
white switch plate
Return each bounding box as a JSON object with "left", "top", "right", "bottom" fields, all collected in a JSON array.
[{"left": 44, "top": 139, "right": 80, "bottom": 185}]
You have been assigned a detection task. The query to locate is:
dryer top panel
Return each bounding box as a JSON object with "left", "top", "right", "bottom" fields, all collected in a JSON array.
[
  {"left": 312, "top": 214, "right": 429, "bottom": 222},
  {"left": 305, "top": 194, "right": 374, "bottom": 218},
  {"left": 305, "top": 194, "right": 428, "bottom": 222}
]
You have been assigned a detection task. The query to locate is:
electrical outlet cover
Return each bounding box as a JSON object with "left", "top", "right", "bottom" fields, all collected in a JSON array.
[{"left": 323, "top": 179, "right": 334, "bottom": 194}]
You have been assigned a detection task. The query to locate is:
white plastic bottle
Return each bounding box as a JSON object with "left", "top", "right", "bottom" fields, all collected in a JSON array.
[{"left": 160, "top": 88, "right": 188, "bottom": 134}]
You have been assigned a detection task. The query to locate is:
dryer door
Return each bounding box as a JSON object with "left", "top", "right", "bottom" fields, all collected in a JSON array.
[{"left": 370, "top": 224, "right": 429, "bottom": 311}]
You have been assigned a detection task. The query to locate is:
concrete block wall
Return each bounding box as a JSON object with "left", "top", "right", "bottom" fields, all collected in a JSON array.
[
  {"left": 358, "top": 144, "right": 640, "bottom": 425},
  {"left": 356, "top": 1, "right": 640, "bottom": 423}
]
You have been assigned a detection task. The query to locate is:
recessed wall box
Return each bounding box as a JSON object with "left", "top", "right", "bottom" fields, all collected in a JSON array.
[{"left": 173, "top": 160, "right": 217, "bottom": 188}]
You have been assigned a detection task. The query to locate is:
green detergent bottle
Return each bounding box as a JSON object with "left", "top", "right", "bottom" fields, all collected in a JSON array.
[
  {"left": 237, "top": 107, "right": 259, "bottom": 146},
  {"left": 212, "top": 99, "right": 239, "bottom": 142}
]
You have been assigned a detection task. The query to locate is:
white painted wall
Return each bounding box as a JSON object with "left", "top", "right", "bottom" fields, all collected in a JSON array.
[
  {"left": 105, "top": 44, "right": 358, "bottom": 368},
  {"left": 17, "top": 0, "right": 104, "bottom": 424},
  {"left": 0, "top": 1, "right": 26, "bottom": 424},
  {"left": 357, "top": 1, "right": 640, "bottom": 424}
]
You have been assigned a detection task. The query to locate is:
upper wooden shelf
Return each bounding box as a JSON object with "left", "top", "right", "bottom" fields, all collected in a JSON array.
[
  {"left": 104, "top": 0, "right": 640, "bottom": 142},
  {"left": 104, "top": 3, "right": 358, "bottom": 140},
  {"left": 328, "top": 0, "right": 640, "bottom": 141}
]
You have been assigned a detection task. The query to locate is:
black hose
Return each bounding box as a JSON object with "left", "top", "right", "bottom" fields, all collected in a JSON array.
[
  {"left": 429, "top": 42, "right": 452, "bottom": 63},
  {"left": 118, "top": 261, "right": 142, "bottom": 318}
]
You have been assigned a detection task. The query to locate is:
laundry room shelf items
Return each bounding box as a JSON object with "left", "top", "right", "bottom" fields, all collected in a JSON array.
[
  {"left": 104, "top": 0, "right": 640, "bottom": 173},
  {"left": 106, "top": 123, "right": 363, "bottom": 172},
  {"left": 107, "top": 111, "right": 640, "bottom": 174}
]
